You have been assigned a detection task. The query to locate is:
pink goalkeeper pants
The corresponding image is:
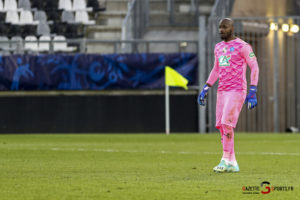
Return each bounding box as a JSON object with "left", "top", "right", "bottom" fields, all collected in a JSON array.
[{"left": 215, "top": 91, "right": 246, "bottom": 129}]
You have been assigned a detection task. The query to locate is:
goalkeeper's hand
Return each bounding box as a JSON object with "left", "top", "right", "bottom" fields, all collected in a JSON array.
[
  {"left": 198, "top": 84, "right": 210, "bottom": 106},
  {"left": 245, "top": 85, "right": 257, "bottom": 109}
]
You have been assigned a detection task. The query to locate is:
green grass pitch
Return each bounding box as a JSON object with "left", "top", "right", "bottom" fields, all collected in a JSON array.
[{"left": 0, "top": 133, "right": 299, "bottom": 200}]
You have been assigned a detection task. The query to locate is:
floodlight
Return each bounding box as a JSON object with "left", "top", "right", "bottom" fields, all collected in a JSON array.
[
  {"left": 281, "top": 24, "right": 289, "bottom": 32},
  {"left": 269, "top": 22, "right": 278, "bottom": 31},
  {"left": 290, "top": 24, "right": 299, "bottom": 33}
]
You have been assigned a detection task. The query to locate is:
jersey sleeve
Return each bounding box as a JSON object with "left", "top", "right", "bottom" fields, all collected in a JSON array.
[
  {"left": 206, "top": 48, "right": 219, "bottom": 86},
  {"left": 241, "top": 44, "right": 259, "bottom": 86}
]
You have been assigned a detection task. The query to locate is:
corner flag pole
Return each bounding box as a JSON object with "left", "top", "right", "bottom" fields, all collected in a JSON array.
[
  {"left": 165, "top": 66, "right": 188, "bottom": 135},
  {"left": 165, "top": 83, "right": 170, "bottom": 135}
]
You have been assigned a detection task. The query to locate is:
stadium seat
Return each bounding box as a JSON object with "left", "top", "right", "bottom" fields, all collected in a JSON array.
[
  {"left": 4, "top": 0, "right": 18, "bottom": 11},
  {"left": 0, "top": 0, "right": 4, "bottom": 11},
  {"left": 19, "top": 10, "right": 39, "bottom": 25},
  {"left": 10, "top": 36, "right": 23, "bottom": 52},
  {"left": 24, "top": 35, "right": 39, "bottom": 51},
  {"left": 38, "top": 35, "right": 51, "bottom": 51},
  {"left": 0, "top": 36, "right": 11, "bottom": 51},
  {"left": 59, "top": 0, "right": 72, "bottom": 11},
  {"left": 73, "top": 0, "right": 92, "bottom": 11},
  {"left": 53, "top": 35, "right": 76, "bottom": 52},
  {"left": 18, "top": 0, "right": 31, "bottom": 10},
  {"left": 34, "top": 10, "right": 47, "bottom": 23},
  {"left": 37, "top": 22, "right": 50, "bottom": 36},
  {"left": 61, "top": 10, "right": 75, "bottom": 23},
  {"left": 75, "top": 11, "right": 95, "bottom": 25},
  {"left": 5, "top": 10, "right": 19, "bottom": 24}
]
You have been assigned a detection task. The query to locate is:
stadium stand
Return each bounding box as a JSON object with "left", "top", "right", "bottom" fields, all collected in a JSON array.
[{"left": 0, "top": 0, "right": 103, "bottom": 53}]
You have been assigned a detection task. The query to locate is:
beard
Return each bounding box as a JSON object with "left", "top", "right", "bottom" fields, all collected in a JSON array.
[{"left": 220, "top": 30, "right": 232, "bottom": 40}]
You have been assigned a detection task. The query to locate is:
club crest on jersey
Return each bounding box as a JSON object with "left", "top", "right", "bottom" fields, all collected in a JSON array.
[
  {"left": 219, "top": 55, "right": 231, "bottom": 66},
  {"left": 249, "top": 52, "right": 255, "bottom": 58}
]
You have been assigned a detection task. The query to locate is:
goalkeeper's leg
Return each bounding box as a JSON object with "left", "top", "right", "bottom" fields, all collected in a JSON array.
[
  {"left": 222, "top": 124, "right": 239, "bottom": 172},
  {"left": 213, "top": 127, "right": 229, "bottom": 173}
]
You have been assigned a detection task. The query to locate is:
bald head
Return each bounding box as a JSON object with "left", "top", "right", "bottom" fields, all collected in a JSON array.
[
  {"left": 219, "top": 18, "right": 234, "bottom": 26},
  {"left": 219, "top": 18, "right": 235, "bottom": 41}
]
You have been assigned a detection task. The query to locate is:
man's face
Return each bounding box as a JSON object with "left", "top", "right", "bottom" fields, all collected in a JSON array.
[{"left": 219, "top": 20, "right": 233, "bottom": 40}]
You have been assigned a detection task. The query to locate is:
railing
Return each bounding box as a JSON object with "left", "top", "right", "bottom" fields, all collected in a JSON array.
[{"left": 0, "top": 39, "right": 198, "bottom": 54}]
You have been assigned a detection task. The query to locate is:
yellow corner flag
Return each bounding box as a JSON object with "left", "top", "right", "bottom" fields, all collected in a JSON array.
[{"left": 165, "top": 66, "right": 188, "bottom": 90}]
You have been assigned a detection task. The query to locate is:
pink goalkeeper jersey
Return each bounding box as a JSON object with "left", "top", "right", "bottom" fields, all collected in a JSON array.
[{"left": 206, "top": 38, "right": 259, "bottom": 91}]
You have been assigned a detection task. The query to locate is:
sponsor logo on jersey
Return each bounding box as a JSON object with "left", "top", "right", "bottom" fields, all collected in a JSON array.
[{"left": 219, "top": 55, "right": 231, "bottom": 66}]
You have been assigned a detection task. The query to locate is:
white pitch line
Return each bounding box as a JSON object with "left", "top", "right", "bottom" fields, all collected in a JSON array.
[{"left": 50, "top": 148, "right": 300, "bottom": 156}]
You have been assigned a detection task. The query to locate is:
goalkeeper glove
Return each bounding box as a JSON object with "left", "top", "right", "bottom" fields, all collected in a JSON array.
[
  {"left": 245, "top": 85, "right": 257, "bottom": 109},
  {"left": 198, "top": 84, "right": 210, "bottom": 106}
]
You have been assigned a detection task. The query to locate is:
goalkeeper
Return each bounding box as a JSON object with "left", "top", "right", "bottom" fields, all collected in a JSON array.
[{"left": 198, "top": 18, "right": 259, "bottom": 173}]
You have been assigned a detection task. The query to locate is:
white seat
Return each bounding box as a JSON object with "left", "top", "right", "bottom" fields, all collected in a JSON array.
[
  {"left": 59, "top": 0, "right": 72, "bottom": 11},
  {"left": 5, "top": 10, "right": 19, "bottom": 24},
  {"left": 10, "top": 36, "right": 22, "bottom": 52},
  {"left": 38, "top": 35, "right": 51, "bottom": 51},
  {"left": 75, "top": 11, "right": 95, "bottom": 25},
  {"left": 53, "top": 35, "right": 76, "bottom": 52},
  {"left": 72, "top": 0, "right": 92, "bottom": 11},
  {"left": 19, "top": 10, "right": 39, "bottom": 25},
  {"left": 4, "top": 0, "right": 17, "bottom": 11},
  {"left": 0, "top": 0, "right": 4, "bottom": 11},
  {"left": 24, "top": 35, "right": 38, "bottom": 51},
  {"left": 0, "top": 36, "right": 11, "bottom": 51}
]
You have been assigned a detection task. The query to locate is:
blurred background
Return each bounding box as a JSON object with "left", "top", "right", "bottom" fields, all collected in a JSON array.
[{"left": 0, "top": 0, "right": 299, "bottom": 134}]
